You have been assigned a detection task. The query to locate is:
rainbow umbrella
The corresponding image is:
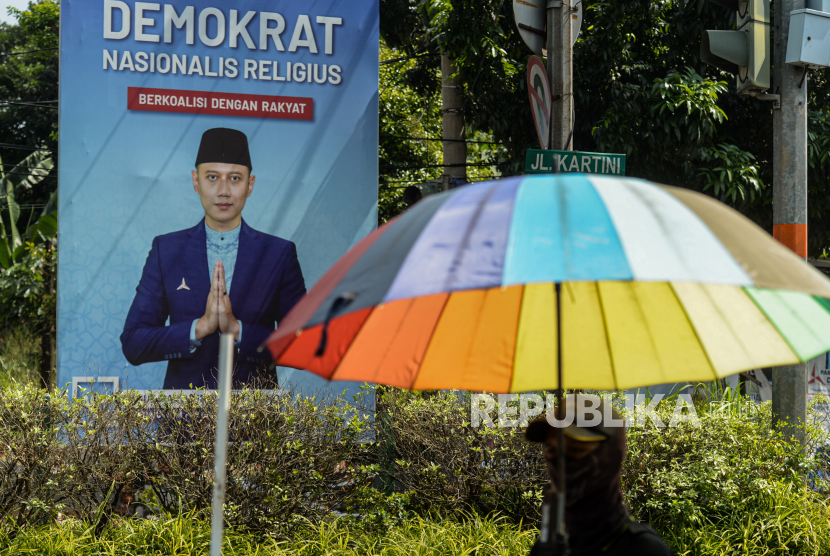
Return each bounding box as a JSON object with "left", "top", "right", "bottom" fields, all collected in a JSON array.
[{"left": 264, "top": 174, "right": 830, "bottom": 392}]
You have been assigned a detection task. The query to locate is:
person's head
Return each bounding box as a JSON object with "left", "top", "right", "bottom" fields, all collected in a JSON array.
[
  {"left": 192, "top": 128, "right": 255, "bottom": 231},
  {"left": 526, "top": 394, "right": 627, "bottom": 501}
]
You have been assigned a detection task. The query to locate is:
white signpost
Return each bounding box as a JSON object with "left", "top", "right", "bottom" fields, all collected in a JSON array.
[{"left": 513, "top": 0, "right": 582, "bottom": 57}]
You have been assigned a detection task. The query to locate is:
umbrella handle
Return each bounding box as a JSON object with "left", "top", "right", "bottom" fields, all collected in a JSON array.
[
  {"left": 536, "top": 487, "right": 569, "bottom": 555},
  {"left": 540, "top": 500, "right": 551, "bottom": 543},
  {"left": 535, "top": 499, "right": 569, "bottom": 555}
]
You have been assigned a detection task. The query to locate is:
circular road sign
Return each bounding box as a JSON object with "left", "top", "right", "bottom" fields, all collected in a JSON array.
[
  {"left": 527, "top": 55, "right": 551, "bottom": 150},
  {"left": 513, "top": 0, "right": 583, "bottom": 57}
]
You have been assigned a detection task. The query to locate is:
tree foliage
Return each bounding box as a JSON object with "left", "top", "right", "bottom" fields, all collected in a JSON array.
[
  {"left": 0, "top": 0, "right": 58, "bottom": 208},
  {"left": 378, "top": 37, "right": 508, "bottom": 224},
  {"left": 0, "top": 1, "right": 59, "bottom": 385},
  {"left": 379, "top": 0, "right": 830, "bottom": 254},
  {"left": 378, "top": 41, "right": 443, "bottom": 224}
]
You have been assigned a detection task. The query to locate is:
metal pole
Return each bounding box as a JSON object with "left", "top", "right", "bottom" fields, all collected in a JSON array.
[
  {"left": 547, "top": 0, "right": 573, "bottom": 151},
  {"left": 554, "top": 282, "right": 567, "bottom": 554},
  {"left": 210, "top": 333, "right": 235, "bottom": 556},
  {"left": 442, "top": 55, "right": 466, "bottom": 190},
  {"left": 771, "top": 0, "right": 808, "bottom": 442}
]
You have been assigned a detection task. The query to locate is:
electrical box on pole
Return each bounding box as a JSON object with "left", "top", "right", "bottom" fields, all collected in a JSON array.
[
  {"left": 786, "top": 0, "right": 830, "bottom": 68},
  {"left": 701, "top": 0, "right": 771, "bottom": 94}
]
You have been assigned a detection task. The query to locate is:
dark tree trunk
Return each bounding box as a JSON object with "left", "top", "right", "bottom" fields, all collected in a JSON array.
[
  {"left": 38, "top": 243, "right": 54, "bottom": 389},
  {"left": 38, "top": 327, "right": 52, "bottom": 389}
]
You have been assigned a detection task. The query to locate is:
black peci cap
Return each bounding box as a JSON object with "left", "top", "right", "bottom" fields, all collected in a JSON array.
[
  {"left": 525, "top": 394, "right": 625, "bottom": 443},
  {"left": 195, "top": 128, "right": 252, "bottom": 171}
]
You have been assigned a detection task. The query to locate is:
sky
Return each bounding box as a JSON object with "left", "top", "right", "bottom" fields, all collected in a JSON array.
[{"left": 0, "top": 0, "right": 29, "bottom": 25}]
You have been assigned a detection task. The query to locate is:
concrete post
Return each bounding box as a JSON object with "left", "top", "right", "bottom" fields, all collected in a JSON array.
[
  {"left": 771, "top": 0, "right": 808, "bottom": 441},
  {"left": 441, "top": 55, "right": 466, "bottom": 189},
  {"left": 547, "top": 0, "right": 573, "bottom": 151},
  {"left": 772, "top": 365, "right": 808, "bottom": 441}
]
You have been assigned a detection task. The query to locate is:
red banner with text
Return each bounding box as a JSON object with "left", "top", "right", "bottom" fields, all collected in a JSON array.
[{"left": 127, "top": 87, "right": 313, "bottom": 120}]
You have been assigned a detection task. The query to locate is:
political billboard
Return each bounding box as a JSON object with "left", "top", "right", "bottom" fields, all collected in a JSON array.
[{"left": 57, "top": 0, "right": 379, "bottom": 393}]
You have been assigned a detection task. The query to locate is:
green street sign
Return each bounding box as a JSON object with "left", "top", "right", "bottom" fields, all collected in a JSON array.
[{"left": 525, "top": 149, "right": 626, "bottom": 176}]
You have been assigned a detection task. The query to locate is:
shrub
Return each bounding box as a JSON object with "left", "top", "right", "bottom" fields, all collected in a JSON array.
[
  {"left": 4, "top": 381, "right": 830, "bottom": 554},
  {"left": 621, "top": 393, "right": 830, "bottom": 555},
  {"left": 665, "top": 481, "right": 830, "bottom": 556},
  {"left": 0, "top": 383, "right": 376, "bottom": 537},
  {"left": 622, "top": 396, "right": 827, "bottom": 529},
  {"left": 141, "top": 387, "right": 376, "bottom": 536},
  {"left": 377, "top": 389, "right": 545, "bottom": 524}
]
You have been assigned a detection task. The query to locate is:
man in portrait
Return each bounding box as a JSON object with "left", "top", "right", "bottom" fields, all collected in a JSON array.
[{"left": 121, "top": 127, "right": 306, "bottom": 389}]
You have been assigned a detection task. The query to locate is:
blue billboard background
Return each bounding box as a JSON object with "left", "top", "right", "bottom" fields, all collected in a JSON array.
[{"left": 57, "top": 0, "right": 379, "bottom": 392}]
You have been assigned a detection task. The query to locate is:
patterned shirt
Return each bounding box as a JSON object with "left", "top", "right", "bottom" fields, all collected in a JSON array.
[
  {"left": 205, "top": 222, "right": 240, "bottom": 292},
  {"left": 189, "top": 221, "right": 242, "bottom": 351}
]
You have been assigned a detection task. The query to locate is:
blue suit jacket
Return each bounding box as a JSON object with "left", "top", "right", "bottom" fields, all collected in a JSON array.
[{"left": 121, "top": 218, "right": 306, "bottom": 389}]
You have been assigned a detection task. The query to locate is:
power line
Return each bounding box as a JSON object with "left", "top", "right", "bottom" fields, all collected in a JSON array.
[
  {"left": 380, "top": 179, "right": 428, "bottom": 184},
  {"left": 2, "top": 47, "right": 58, "bottom": 56},
  {"left": 0, "top": 143, "right": 54, "bottom": 152},
  {"left": 380, "top": 173, "right": 500, "bottom": 185},
  {"left": 0, "top": 203, "right": 47, "bottom": 209},
  {"left": 380, "top": 134, "right": 502, "bottom": 145},
  {"left": 2, "top": 169, "right": 54, "bottom": 178},
  {"left": 0, "top": 101, "right": 58, "bottom": 110},
  {"left": 380, "top": 161, "right": 508, "bottom": 172},
  {"left": 380, "top": 175, "right": 502, "bottom": 190},
  {"left": 379, "top": 50, "right": 432, "bottom": 66},
  {"left": 0, "top": 162, "right": 55, "bottom": 170}
]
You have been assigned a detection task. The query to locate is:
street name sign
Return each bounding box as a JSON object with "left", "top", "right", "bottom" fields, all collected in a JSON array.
[{"left": 525, "top": 148, "right": 626, "bottom": 175}]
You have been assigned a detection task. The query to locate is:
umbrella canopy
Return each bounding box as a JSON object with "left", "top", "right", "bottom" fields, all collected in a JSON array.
[{"left": 264, "top": 174, "right": 830, "bottom": 393}]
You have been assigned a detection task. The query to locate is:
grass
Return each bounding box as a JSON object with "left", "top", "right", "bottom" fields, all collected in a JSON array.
[
  {"left": 6, "top": 484, "right": 830, "bottom": 555},
  {"left": 665, "top": 483, "right": 830, "bottom": 556},
  {"left": 0, "top": 514, "right": 537, "bottom": 556}
]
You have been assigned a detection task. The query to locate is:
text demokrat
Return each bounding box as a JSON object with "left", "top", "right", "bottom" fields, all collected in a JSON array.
[{"left": 102, "top": 1, "right": 344, "bottom": 85}]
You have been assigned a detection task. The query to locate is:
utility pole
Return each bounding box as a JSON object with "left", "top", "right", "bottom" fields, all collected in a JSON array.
[
  {"left": 441, "top": 55, "right": 466, "bottom": 191},
  {"left": 771, "top": 0, "right": 808, "bottom": 442},
  {"left": 547, "top": 0, "right": 573, "bottom": 151}
]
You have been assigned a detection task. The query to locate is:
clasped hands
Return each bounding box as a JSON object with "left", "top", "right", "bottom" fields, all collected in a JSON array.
[{"left": 195, "top": 260, "right": 239, "bottom": 341}]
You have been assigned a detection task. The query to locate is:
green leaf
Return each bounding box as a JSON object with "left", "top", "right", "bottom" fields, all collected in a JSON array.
[
  {"left": 34, "top": 213, "right": 57, "bottom": 241},
  {"left": 0, "top": 240, "right": 10, "bottom": 270}
]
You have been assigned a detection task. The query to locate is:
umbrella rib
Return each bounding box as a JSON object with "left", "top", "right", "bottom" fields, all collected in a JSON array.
[
  {"left": 443, "top": 183, "right": 500, "bottom": 292},
  {"left": 364, "top": 299, "right": 416, "bottom": 383},
  {"left": 626, "top": 183, "right": 700, "bottom": 280},
  {"left": 407, "top": 293, "right": 452, "bottom": 391},
  {"left": 667, "top": 283, "right": 719, "bottom": 384},
  {"left": 509, "top": 283, "right": 529, "bottom": 393},
  {"left": 632, "top": 283, "right": 681, "bottom": 389},
  {"left": 325, "top": 303, "right": 387, "bottom": 382},
  {"left": 742, "top": 288, "right": 804, "bottom": 360},
  {"left": 457, "top": 290, "right": 496, "bottom": 390},
  {"left": 369, "top": 299, "right": 419, "bottom": 381},
  {"left": 594, "top": 281, "right": 621, "bottom": 392}
]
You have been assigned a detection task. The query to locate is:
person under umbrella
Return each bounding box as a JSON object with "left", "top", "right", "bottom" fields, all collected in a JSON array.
[
  {"left": 262, "top": 174, "right": 830, "bottom": 552},
  {"left": 526, "top": 394, "right": 672, "bottom": 556}
]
